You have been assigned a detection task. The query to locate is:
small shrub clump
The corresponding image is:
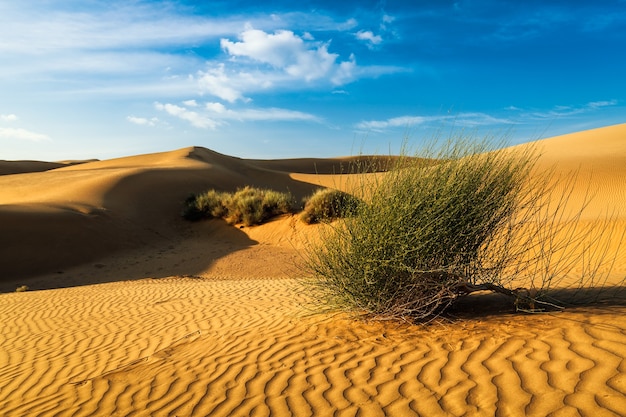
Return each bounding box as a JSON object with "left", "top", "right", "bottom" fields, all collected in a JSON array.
[
  {"left": 300, "top": 188, "right": 362, "bottom": 224},
  {"left": 183, "top": 186, "right": 296, "bottom": 226},
  {"left": 183, "top": 189, "right": 229, "bottom": 221}
]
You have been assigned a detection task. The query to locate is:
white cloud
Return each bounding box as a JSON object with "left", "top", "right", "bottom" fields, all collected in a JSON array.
[
  {"left": 0, "top": 127, "right": 50, "bottom": 142},
  {"left": 205, "top": 102, "right": 227, "bottom": 113},
  {"left": 0, "top": 4, "right": 247, "bottom": 55},
  {"left": 356, "top": 116, "right": 428, "bottom": 131},
  {"left": 0, "top": 3, "right": 314, "bottom": 93},
  {"left": 183, "top": 100, "right": 199, "bottom": 107},
  {"left": 332, "top": 54, "right": 357, "bottom": 85},
  {"left": 1, "top": 114, "right": 18, "bottom": 122},
  {"left": 356, "top": 113, "right": 514, "bottom": 132},
  {"left": 221, "top": 28, "right": 355, "bottom": 83},
  {"left": 199, "top": 28, "right": 363, "bottom": 102},
  {"left": 360, "top": 100, "right": 623, "bottom": 135},
  {"left": 196, "top": 64, "right": 252, "bottom": 103},
  {"left": 156, "top": 100, "right": 320, "bottom": 128},
  {"left": 127, "top": 116, "right": 160, "bottom": 127},
  {"left": 587, "top": 99, "right": 618, "bottom": 109},
  {"left": 155, "top": 102, "right": 221, "bottom": 129},
  {"left": 382, "top": 15, "right": 395, "bottom": 24},
  {"left": 339, "top": 18, "right": 359, "bottom": 31},
  {"left": 355, "top": 30, "right": 383, "bottom": 47},
  {"left": 221, "top": 29, "right": 307, "bottom": 68},
  {"left": 520, "top": 100, "right": 620, "bottom": 120},
  {"left": 221, "top": 107, "right": 320, "bottom": 122},
  {"left": 1, "top": 2, "right": 404, "bottom": 107},
  {"left": 284, "top": 43, "right": 343, "bottom": 81}
]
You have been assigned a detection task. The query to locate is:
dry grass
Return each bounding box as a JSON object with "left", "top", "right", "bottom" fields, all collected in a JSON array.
[
  {"left": 300, "top": 188, "right": 362, "bottom": 224},
  {"left": 183, "top": 186, "right": 297, "bottom": 226}
]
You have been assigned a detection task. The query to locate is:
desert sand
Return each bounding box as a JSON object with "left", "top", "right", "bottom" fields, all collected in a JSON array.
[{"left": 1, "top": 124, "right": 625, "bottom": 416}]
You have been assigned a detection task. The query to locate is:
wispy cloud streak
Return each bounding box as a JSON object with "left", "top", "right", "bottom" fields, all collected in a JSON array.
[{"left": 152, "top": 100, "right": 321, "bottom": 129}]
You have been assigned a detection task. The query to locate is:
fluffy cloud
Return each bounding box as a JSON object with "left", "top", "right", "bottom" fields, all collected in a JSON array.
[
  {"left": 221, "top": 28, "right": 355, "bottom": 83},
  {"left": 196, "top": 64, "right": 255, "bottom": 103},
  {"left": 154, "top": 102, "right": 221, "bottom": 129},
  {"left": 0, "top": 127, "right": 50, "bottom": 141},
  {"left": 196, "top": 28, "right": 360, "bottom": 102},
  {"left": 0, "top": 113, "right": 50, "bottom": 141},
  {"left": 221, "top": 29, "right": 307, "bottom": 68},
  {"left": 355, "top": 30, "right": 383, "bottom": 48},
  {"left": 205, "top": 102, "right": 227, "bottom": 113},
  {"left": 127, "top": 116, "right": 160, "bottom": 127}
]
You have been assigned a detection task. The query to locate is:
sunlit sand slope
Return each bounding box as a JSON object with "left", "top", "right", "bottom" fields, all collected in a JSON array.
[{"left": 521, "top": 123, "right": 626, "bottom": 220}]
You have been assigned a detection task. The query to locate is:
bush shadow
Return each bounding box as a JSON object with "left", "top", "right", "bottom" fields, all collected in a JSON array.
[{"left": 447, "top": 285, "right": 626, "bottom": 320}]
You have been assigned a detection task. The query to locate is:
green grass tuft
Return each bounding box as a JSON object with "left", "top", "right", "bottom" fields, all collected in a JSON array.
[{"left": 300, "top": 188, "right": 362, "bottom": 224}]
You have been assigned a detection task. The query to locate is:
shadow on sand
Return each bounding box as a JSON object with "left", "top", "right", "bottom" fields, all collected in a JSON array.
[
  {"left": 0, "top": 166, "right": 320, "bottom": 292},
  {"left": 447, "top": 285, "right": 626, "bottom": 320}
]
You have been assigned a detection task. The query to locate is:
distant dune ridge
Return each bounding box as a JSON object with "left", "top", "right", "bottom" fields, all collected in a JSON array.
[{"left": 1, "top": 124, "right": 625, "bottom": 416}]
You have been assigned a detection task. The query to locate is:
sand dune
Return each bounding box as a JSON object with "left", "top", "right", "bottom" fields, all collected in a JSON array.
[
  {"left": 1, "top": 124, "right": 625, "bottom": 416},
  {"left": 0, "top": 147, "right": 363, "bottom": 285},
  {"left": 0, "top": 160, "right": 67, "bottom": 176},
  {"left": 522, "top": 123, "right": 626, "bottom": 220}
]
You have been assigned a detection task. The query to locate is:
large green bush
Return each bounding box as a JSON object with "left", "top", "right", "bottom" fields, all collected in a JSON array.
[{"left": 303, "top": 138, "right": 619, "bottom": 321}]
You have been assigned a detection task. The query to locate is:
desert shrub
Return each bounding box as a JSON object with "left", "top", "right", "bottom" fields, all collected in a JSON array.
[
  {"left": 182, "top": 190, "right": 228, "bottom": 221},
  {"left": 300, "top": 188, "right": 362, "bottom": 224},
  {"left": 182, "top": 194, "right": 202, "bottom": 221},
  {"left": 223, "top": 186, "right": 297, "bottom": 226},
  {"left": 303, "top": 138, "right": 621, "bottom": 321},
  {"left": 183, "top": 186, "right": 296, "bottom": 226}
]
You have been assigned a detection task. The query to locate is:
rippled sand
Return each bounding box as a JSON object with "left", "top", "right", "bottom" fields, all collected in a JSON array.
[{"left": 2, "top": 278, "right": 626, "bottom": 416}]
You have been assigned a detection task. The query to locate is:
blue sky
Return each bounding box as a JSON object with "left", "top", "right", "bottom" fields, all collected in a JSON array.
[{"left": 1, "top": 0, "right": 625, "bottom": 160}]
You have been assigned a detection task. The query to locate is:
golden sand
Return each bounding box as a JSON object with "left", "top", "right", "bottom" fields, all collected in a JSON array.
[{"left": 1, "top": 124, "right": 625, "bottom": 416}]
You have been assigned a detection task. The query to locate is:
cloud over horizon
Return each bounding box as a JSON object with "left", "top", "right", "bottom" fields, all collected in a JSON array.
[
  {"left": 0, "top": 127, "right": 51, "bottom": 142},
  {"left": 1, "top": 114, "right": 18, "bottom": 122},
  {"left": 152, "top": 100, "right": 321, "bottom": 129},
  {"left": 355, "top": 112, "right": 515, "bottom": 132}
]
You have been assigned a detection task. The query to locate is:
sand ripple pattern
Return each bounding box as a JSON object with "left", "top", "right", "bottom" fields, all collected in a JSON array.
[{"left": 1, "top": 278, "right": 626, "bottom": 416}]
